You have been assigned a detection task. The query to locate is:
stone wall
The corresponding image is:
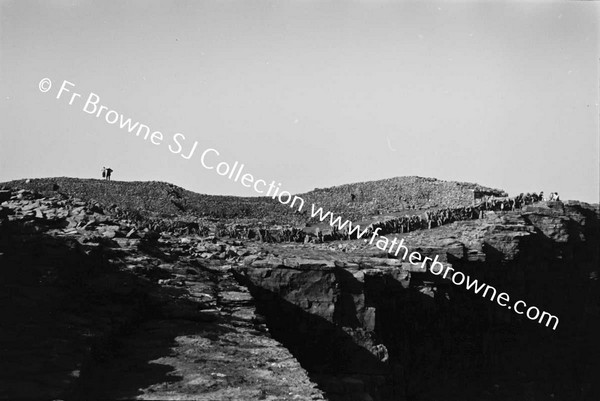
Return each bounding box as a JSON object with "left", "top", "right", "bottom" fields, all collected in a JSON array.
[{"left": 301, "top": 176, "right": 506, "bottom": 220}]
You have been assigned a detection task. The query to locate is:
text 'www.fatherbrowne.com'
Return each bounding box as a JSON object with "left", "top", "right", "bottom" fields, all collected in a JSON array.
[{"left": 39, "top": 77, "right": 559, "bottom": 331}]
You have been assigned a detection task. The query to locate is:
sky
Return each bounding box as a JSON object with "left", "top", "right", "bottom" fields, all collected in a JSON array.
[{"left": 1, "top": 0, "right": 599, "bottom": 203}]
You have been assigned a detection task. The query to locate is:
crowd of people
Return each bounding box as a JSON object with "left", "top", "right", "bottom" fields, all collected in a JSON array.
[{"left": 480, "top": 192, "right": 545, "bottom": 211}]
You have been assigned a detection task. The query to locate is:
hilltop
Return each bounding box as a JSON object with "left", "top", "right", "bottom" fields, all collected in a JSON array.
[
  {"left": 0, "top": 176, "right": 505, "bottom": 224},
  {"left": 0, "top": 177, "right": 284, "bottom": 222}
]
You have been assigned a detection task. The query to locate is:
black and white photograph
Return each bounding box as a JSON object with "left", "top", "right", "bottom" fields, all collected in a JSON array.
[{"left": 0, "top": 1, "right": 599, "bottom": 400}]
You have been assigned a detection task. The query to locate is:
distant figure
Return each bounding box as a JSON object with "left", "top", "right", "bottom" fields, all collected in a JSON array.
[
  {"left": 351, "top": 193, "right": 356, "bottom": 201},
  {"left": 540, "top": 191, "right": 545, "bottom": 201},
  {"left": 106, "top": 167, "right": 113, "bottom": 181},
  {"left": 102, "top": 167, "right": 106, "bottom": 179},
  {"left": 314, "top": 227, "right": 322, "bottom": 243}
]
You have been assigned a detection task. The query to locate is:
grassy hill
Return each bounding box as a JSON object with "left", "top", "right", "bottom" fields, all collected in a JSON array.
[
  {"left": 0, "top": 177, "right": 287, "bottom": 221},
  {"left": 1, "top": 176, "right": 506, "bottom": 223}
]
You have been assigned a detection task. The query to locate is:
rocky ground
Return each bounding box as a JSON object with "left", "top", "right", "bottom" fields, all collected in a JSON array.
[
  {"left": 238, "top": 202, "right": 600, "bottom": 401},
  {"left": 0, "top": 188, "right": 324, "bottom": 400},
  {"left": 1, "top": 184, "right": 599, "bottom": 401}
]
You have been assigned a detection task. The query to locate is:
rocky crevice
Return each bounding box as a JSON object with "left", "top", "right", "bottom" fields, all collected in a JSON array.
[{"left": 236, "top": 202, "right": 600, "bottom": 401}]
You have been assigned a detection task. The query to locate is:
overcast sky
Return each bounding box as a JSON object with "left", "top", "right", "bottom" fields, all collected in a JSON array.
[{"left": 1, "top": 0, "right": 598, "bottom": 203}]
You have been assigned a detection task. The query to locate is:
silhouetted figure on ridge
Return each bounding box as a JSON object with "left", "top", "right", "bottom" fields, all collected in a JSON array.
[
  {"left": 106, "top": 167, "right": 113, "bottom": 181},
  {"left": 101, "top": 167, "right": 106, "bottom": 179}
]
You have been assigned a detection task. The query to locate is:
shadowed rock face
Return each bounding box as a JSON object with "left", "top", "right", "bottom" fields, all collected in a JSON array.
[{"left": 236, "top": 201, "right": 600, "bottom": 401}]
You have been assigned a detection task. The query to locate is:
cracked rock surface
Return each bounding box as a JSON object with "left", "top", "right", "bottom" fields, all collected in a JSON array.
[{"left": 0, "top": 188, "right": 324, "bottom": 400}]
